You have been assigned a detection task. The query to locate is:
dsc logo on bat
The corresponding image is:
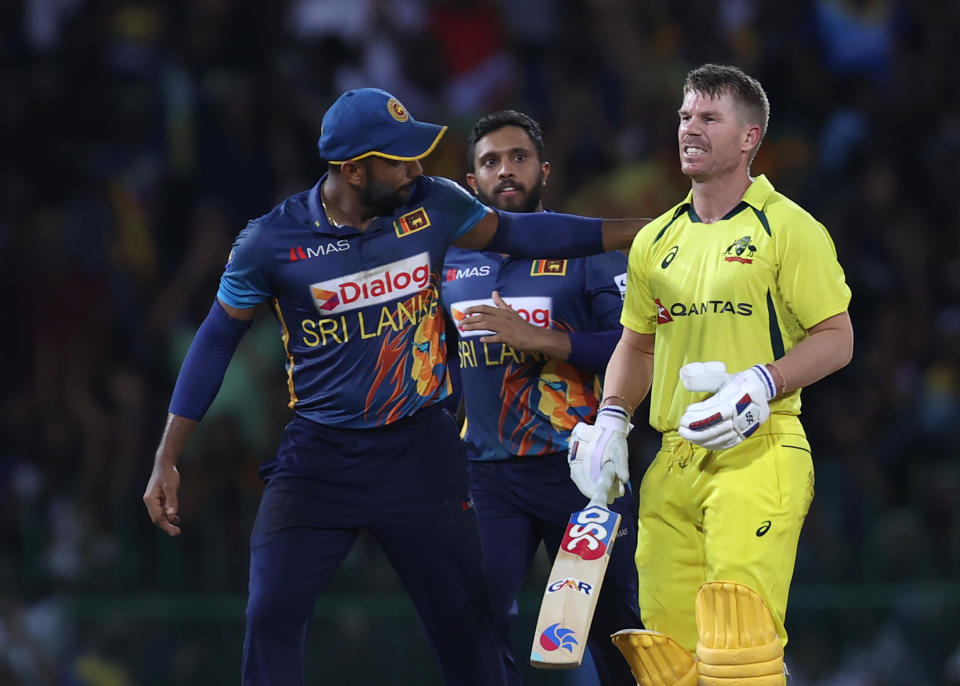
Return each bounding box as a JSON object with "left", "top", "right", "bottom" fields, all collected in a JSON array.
[{"left": 561, "top": 506, "right": 615, "bottom": 561}]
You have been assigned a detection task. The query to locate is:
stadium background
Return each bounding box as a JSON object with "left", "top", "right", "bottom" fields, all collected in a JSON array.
[{"left": 2, "top": 0, "right": 958, "bottom": 684}]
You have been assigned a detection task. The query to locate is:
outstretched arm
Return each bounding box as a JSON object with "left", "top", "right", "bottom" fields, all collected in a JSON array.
[
  {"left": 143, "top": 299, "right": 254, "bottom": 536},
  {"left": 454, "top": 208, "right": 648, "bottom": 255}
]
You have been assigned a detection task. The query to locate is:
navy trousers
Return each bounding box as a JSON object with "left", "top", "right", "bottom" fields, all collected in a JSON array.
[
  {"left": 242, "top": 406, "right": 507, "bottom": 685},
  {"left": 469, "top": 452, "right": 642, "bottom": 686}
]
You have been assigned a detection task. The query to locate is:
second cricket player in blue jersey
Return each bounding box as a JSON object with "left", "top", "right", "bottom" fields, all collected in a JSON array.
[
  {"left": 442, "top": 111, "right": 643, "bottom": 686},
  {"left": 442, "top": 249, "right": 627, "bottom": 459}
]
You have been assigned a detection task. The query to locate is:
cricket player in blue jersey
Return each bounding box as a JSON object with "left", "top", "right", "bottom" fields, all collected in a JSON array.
[
  {"left": 441, "top": 111, "right": 643, "bottom": 685},
  {"left": 141, "top": 88, "right": 646, "bottom": 685}
]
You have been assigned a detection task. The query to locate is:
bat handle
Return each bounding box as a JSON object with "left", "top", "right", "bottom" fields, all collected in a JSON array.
[{"left": 588, "top": 461, "right": 619, "bottom": 508}]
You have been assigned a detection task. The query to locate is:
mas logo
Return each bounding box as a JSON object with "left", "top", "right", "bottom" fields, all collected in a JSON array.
[
  {"left": 445, "top": 265, "right": 491, "bottom": 281},
  {"left": 449, "top": 296, "right": 552, "bottom": 337},
  {"left": 531, "top": 259, "right": 567, "bottom": 276},
  {"left": 309, "top": 252, "right": 431, "bottom": 314},
  {"left": 394, "top": 207, "right": 430, "bottom": 237},
  {"left": 290, "top": 239, "right": 350, "bottom": 261},
  {"left": 724, "top": 235, "right": 757, "bottom": 263},
  {"left": 562, "top": 506, "right": 615, "bottom": 561}
]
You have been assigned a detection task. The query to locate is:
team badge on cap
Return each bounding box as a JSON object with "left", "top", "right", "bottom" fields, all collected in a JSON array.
[{"left": 387, "top": 98, "right": 409, "bottom": 123}]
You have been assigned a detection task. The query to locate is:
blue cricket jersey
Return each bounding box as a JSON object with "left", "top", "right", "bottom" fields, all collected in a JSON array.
[
  {"left": 218, "top": 173, "right": 488, "bottom": 428},
  {"left": 441, "top": 247, "right": 627, "bottom": 461}
]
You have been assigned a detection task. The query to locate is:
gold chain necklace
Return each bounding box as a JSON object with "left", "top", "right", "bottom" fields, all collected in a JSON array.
[{"left": 320, "top": 189, "right": 344, "bottom": 228}]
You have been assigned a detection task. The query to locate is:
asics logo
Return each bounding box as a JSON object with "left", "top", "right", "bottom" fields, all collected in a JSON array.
[{"left": 662, "top": 246, "right": 679, "bottom": 268}]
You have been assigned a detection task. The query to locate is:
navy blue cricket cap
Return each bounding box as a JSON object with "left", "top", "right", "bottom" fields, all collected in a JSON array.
[{"left": 317, "top": 88, "right": 447, "bottom": 164}]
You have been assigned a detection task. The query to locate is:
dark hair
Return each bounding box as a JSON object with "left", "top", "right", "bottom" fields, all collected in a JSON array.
[
  {"left": 465, "top": 110, "right": 545, "bottom": 172},
  {"left": 684, "top": 64, "right": 770, "bottom": 162}
]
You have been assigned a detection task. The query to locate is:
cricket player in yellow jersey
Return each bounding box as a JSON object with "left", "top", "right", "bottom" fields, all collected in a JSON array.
[{"left": 567, "top": 64, "right": 854, "bottom": 685}]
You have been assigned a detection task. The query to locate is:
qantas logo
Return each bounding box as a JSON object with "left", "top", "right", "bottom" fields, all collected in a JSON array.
[
  {"left": 444, "top": 265, "right": 491, "bottom": 281},
  {"left": 449, "top": 296, "right": 551, "bottom": 337},
  {"left": 309, "top": 252, "right": 431, "bottom": 314},
  {"left": 289, "top": 239, "right": 350, "bottom": 261},
  {"left": 546, "top": 578, "right": 593, "bottom": 595},
  {"left": 657, "top": 300, "right": 754, "bottom": 319},
  {"left": 655, "top": 298, "right": 673, "bottom": 324},
  {"left": 562, "top": 506, "right": 615, "bottom": 561}
]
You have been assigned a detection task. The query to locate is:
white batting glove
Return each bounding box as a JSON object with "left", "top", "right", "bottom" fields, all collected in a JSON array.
[
  {"left": 568, "top": 405, "right": 632, "bottom": 503},
  {"left": 678, "top": 364, "right": 776, "bottom": 451},
  {"left": 679, "top": 361, "right": 732, "bottom": 393}
]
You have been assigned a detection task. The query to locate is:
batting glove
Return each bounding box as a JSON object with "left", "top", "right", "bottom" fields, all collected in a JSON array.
[
  {"left": 568, "top": 405, "right": 632, "bottom": 503},
  {"left": 679, "top": 360, "right": 732, "bottom": 393},
  {"left": 678, "top": 363, "right": 776, "bottom": 451}
]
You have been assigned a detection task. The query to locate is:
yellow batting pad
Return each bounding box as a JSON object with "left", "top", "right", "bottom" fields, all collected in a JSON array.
[
  {"left": 695, "top": 582, "right": 785, "bottom": 685},
  {"left": 610, "top": 629, "right": 697, "bottom": 686}
]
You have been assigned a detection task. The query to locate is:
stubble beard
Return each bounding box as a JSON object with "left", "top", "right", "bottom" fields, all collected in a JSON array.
[{"left": 476, "top": 172, "right": 545, "bottom": 213}]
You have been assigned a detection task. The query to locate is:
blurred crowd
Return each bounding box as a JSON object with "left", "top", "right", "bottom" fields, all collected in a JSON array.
[{"left": 1, "top": 0, "right": 959, "bottom": 683}]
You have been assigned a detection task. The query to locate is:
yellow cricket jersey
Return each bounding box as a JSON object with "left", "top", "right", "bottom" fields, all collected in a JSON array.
[{"left": 622, "top": 174, "right": 851, "bottom": 433}]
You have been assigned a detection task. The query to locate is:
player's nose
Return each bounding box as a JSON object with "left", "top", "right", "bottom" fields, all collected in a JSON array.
[{"left": 405, "top": 160, "right": 423, "bottom": 178}]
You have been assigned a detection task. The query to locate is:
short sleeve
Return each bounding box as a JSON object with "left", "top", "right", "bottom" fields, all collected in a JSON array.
[
  {"left": 217, "top": 219, "right": 274, "bottom": 308},
  {"left": 778, "top": 218, "right": 851, "bottom": 329},
  {"left": 620, "top": 230, "right": 658, "bottom": 334},
  {"left": 583, "top": 251, "right": 628, "bottom": 330}
]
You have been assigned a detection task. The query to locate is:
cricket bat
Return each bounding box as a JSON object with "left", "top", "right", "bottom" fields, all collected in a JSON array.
[{"left": 530, "top": 462, "right": 621, "bottom": 669}]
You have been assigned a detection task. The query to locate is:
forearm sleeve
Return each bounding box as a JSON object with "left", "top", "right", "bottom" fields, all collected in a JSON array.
[
  {"left": 566, "top": 329, "right": 622, "bottom": 373},
  {"left": 485, "top": 210, "right": 604, "bottom": 258},
  {"left": 168, "top": 302, "right": 252, "bottom": 420}
]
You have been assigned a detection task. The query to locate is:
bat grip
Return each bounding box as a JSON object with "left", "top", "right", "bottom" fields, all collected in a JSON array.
[{"left": 588, "top": 461, "right": 618, "bottom": 508}]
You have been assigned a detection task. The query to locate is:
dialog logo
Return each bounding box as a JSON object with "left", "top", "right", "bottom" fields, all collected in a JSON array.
[
  {"left": 449, "top": 296, "right": 552, "bottom": 337},
  {"left": 309, "top": 252, "right": 431, "bottom": 314}
]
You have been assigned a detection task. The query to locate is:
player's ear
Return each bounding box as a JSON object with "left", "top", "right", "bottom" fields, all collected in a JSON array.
[
  {"left": 540, "top": 161, "right": 551, "bottom": 186},
  {"left": 742, "top": 124, "right": 761, "bottom": 154},
  {"left": 339, "top": 160, "right": 366, "bottom": 188},
  {"left": 465, "top": 173, "right": 478, "bottom": 194}
]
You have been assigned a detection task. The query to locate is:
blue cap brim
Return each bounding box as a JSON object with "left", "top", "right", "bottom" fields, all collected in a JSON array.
[{"left": 327, "top": 122, "right": 447, "bottom": 165}]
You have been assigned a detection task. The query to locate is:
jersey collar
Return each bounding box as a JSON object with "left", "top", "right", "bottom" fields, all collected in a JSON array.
[
  {"left": 681, "top": 174, "right": 775, "bottom": 222},
  {"left": 307, "top": 173, "right": 345, "bottom": 236},
  {"left": 306, "top": 173, "right": 429, "bottom": 236}
]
